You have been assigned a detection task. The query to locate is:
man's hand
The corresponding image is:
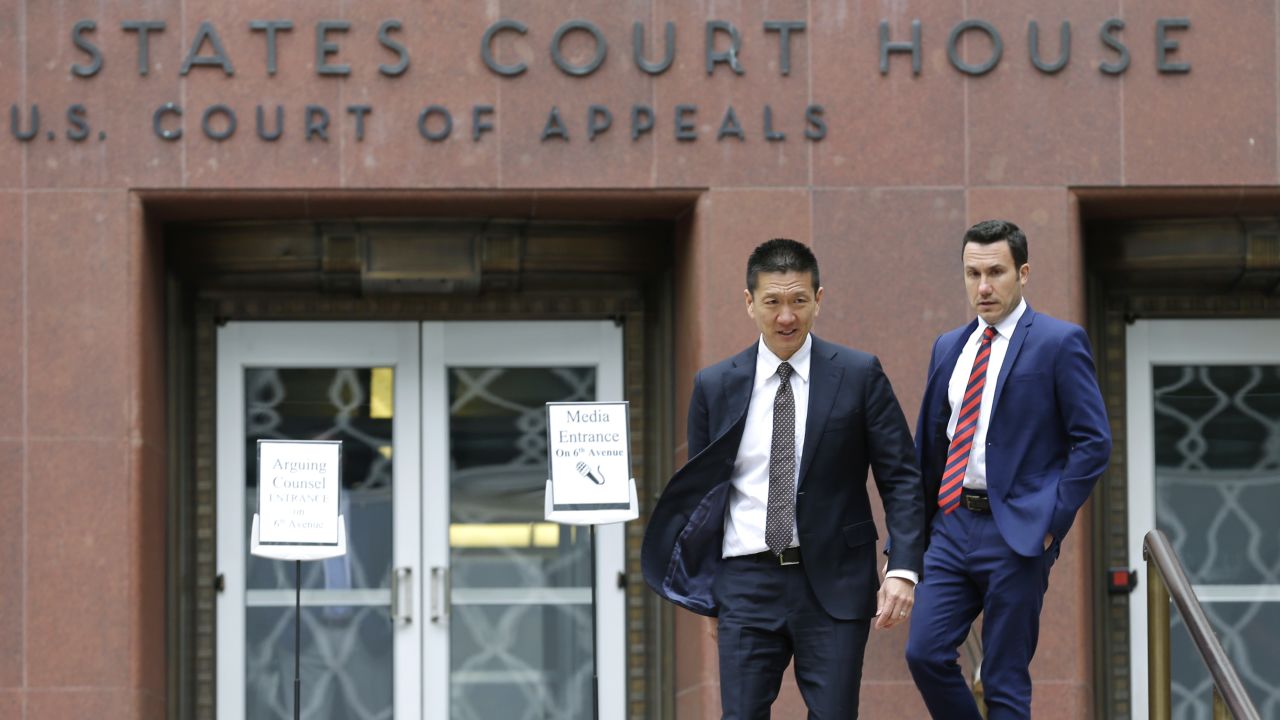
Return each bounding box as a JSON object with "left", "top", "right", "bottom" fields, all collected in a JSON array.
[
  {"left": 707, "top": 615, "right": 719, "bottom": 643},
  {"left": 1043, "top": 533, "right": 1055, "bottom": 551},
  {"left": 875, "top": 577, "right": 915, "bottom": 630}
]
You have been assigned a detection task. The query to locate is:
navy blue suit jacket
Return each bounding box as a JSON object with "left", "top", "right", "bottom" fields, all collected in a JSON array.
[
  {"left": 642, "top": 335, "right": 925, "bottom": 620},
  {"left": 915, "top": 306, "right": 1112, "bottom": 557}
]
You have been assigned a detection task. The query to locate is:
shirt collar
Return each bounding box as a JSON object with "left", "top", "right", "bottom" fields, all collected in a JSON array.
[
  {"left": 756, "top": 334, "right": 812, "bottom": 384},
  {"left": 976, "top": 298, "right": 1027, "bottom": 341}
]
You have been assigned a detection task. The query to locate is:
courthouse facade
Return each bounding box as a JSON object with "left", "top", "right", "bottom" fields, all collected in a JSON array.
[{"left": 2, "top": 1, "right": 1278, "bottom": 718}]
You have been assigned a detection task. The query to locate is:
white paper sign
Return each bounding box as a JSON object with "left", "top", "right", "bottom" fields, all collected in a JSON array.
[
  {"left": 257, "top": 440, "right": 342, "bottom": 546},
  {"left": 546, "top": 402, "right": 632, "bottom": 511}
]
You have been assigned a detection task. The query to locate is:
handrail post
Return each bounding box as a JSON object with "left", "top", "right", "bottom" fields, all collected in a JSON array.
[
  {"left": 1213, "top": 686, "right": 1231, "bottom": 720},
  {"left": 1146, "top": 548, "right": 1172, "bottom": 720},
  {"left": 962, "top": 629, "right": 986, "bottom": 717}
]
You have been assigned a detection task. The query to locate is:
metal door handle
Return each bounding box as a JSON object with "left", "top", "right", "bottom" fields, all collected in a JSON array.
[
  {"left": 391, "top": 567, "right": 412, "bottom": 625},
  {"left": 430, "top": 566, "right": 451, "bottom": 624}
]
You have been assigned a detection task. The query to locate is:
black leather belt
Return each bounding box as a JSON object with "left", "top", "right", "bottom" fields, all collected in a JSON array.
[
  {"left": 962, "top": 489, "right": 991, "bottom": 514},
  {"left": 745, "top": 547, "right": 802, "bottom": 566}
]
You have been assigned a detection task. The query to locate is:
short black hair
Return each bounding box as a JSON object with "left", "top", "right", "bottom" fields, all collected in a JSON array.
[
  {"left": 963, "top": 219, "right": 1028, "bottom": 268},
  {"left": 746, "top": 238, "right": 820, "bottom": 293}
]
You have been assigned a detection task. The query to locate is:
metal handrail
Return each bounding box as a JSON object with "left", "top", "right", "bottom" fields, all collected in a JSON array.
[{"left": 1143, "top": 529, "right": 1261, "bottom": 720}]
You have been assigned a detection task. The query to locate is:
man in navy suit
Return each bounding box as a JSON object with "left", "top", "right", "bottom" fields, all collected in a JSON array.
[
  {"left": 642, "top": 238, "right": 926, "bottom": 718},
  {"left": 905, "top": 220, "right": 1112, "bottom": 718}
]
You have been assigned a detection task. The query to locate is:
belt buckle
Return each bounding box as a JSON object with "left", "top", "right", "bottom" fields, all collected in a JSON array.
[
  {"left": 777, "top": 549, "right": 799, "bottom": 566},
  {"left": 963, "top": 492, "right": 989, "bottom": 512}
]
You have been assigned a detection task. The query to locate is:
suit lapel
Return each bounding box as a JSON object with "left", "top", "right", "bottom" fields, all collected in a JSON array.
[
  {"left": 991, "top": 306, "right": 1036, "bottom": 413},
  {"left": 720, "top": 344, "right": 757, "bottom": 429},
  {"left": 927, "top": 320, "right": 977, "bottom": 414},
  {"left": 798, "top": 336, "right": 842, "bottom": 487},
  {"left": 926, "top": 319, "right": 972, "bottom": 438}
]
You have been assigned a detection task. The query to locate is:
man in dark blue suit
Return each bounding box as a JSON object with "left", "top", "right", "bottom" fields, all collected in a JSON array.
[
  {"left": 905, "top": 220, "right": 1112, "bottom": 718},
  {"left": 642, "top": 239, "right": 926, "bottom": 718}
]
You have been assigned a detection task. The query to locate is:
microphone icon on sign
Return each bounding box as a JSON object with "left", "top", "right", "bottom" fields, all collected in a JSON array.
[{"left": 576, "top": 461, "right": 606, "bottom": 485}]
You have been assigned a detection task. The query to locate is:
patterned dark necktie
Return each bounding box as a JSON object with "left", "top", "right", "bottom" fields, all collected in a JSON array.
[
  {"left": 765, "top": 361, "right": 796, "bottom": 555},
  {"left": 939, "top": 326, "right": 998, "bottom": 514}
]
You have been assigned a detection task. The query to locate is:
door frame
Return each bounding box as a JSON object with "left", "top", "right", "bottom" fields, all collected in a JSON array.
[{"left": 215, "top": 320, "right": 627, "bottom": 719}]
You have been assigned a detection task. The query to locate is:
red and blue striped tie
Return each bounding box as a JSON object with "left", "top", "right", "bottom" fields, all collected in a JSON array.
[{"left": 939, "top": 325, "right": 998, "bottom": 515}]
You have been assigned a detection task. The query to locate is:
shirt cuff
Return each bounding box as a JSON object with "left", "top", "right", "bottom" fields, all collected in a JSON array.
[{"left": 885, "top": 568, "right": 919, "bottom": 585}]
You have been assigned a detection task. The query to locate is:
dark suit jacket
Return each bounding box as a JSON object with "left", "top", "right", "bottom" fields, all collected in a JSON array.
[
  {"left": 915, "top": 306, "right": 1112, "bottom": 557},
  {"left": 642, "top": 335, "right": 925, "bottom": 620}
]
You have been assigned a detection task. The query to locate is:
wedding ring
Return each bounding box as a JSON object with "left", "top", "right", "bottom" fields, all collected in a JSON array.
[{"left": 898, "top": 611, "right": 907, "bottom": 617}]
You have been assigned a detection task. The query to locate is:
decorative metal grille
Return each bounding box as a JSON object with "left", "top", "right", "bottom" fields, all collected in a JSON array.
[
  {"left": 233, "top": 362, "right": 617, "bottom": 719},
  {"left": 1152, "top": 365, "right": 1280, "bottom": 720}
]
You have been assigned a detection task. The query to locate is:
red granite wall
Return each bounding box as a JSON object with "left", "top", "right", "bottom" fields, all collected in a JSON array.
[{"left": 3, "top": 0, "right": 1275, "bottom": 717}]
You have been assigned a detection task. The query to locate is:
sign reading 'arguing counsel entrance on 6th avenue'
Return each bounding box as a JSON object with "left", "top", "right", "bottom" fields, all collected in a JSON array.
[{"left": 257, "top": 439, "right": 342, "bottom": 546}]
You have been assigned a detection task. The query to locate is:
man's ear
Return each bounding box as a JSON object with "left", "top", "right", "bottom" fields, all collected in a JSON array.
[
  {"left": 814, "top": 286, "right": 824, "bottom": 314},
  {"left": 744, "top": 288, "right": 754, "bottom": 317},
  {"left": 1019, "top": 263, "right": 1030, "bottom": 286}
]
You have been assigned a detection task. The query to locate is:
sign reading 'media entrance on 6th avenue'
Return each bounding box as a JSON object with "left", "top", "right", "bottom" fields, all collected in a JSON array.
[
  {"left": 547, "top": 402, "right": 632, "bottom": 511},
  {"left": 257, "top": 439, "right": 342, "bottom": 546}
]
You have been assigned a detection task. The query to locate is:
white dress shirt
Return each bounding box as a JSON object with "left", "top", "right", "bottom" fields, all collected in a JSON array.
[
  {"left": 946, "top": 298, "right": 1028, "bottom": 490},
  {"left": 722, "top": 335, "right": 811, "bottom": 557}
]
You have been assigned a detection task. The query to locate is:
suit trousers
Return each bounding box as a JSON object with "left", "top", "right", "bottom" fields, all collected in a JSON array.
[
  {"left": 905, "top": 505, "right": 1059, "bottom": 719},
  {"left": 715, "top": 554, "right": 871, "bottom": 719}
]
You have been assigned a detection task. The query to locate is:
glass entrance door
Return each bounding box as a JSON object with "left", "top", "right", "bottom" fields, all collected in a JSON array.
[
  {"left": 1126, "top": 320, "right": 1280, "bottom": 719},
  {"left": 217, "top": 323, "right": 422, "bottom": 720},
  {"left": 422, "top": 322, "right": 625, "bottom": 720},
  {"left": 217, "top": 321, "right": 625, "bottom": 720}
]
